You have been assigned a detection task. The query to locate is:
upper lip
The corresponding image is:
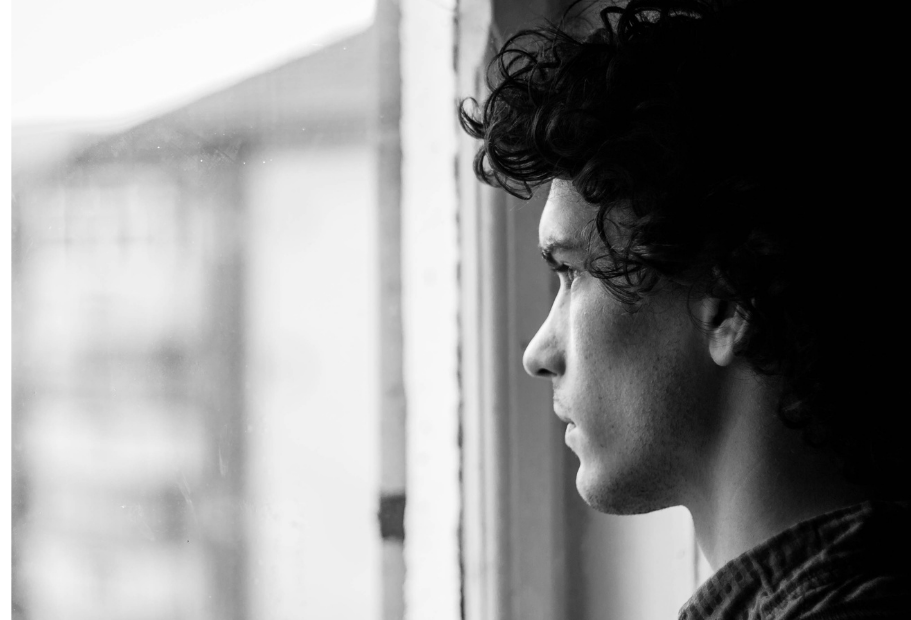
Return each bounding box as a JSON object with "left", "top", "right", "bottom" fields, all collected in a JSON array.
[
  {"left": 553, "top": 391, "right": 574, "bottom": 425},
  {"left": 553, "top": 407, "right": 573, "bottom": 426}
]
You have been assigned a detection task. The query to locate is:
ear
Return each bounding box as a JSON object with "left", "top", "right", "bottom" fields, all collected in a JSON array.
[{"left": 698, "top": 297, "right": 750, "bottom": 367}]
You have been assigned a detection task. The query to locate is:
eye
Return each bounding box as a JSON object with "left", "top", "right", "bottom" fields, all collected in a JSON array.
[{"left": 551, "top": 264, "right": 580, "bottom": 287}]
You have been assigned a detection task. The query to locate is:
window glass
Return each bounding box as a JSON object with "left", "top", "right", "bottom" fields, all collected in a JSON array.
[{"left": 12, "top": 3, "right": 381, "bottom": 619}]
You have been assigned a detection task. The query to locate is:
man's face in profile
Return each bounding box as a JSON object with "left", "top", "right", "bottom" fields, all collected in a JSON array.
[{"left": 523, "top": 180, "right": 721, "bottom": 515}]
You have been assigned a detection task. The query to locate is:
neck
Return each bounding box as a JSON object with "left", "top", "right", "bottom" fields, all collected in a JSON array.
[{"left": 686, "top": 364, "right": 870, "bottom": 571}]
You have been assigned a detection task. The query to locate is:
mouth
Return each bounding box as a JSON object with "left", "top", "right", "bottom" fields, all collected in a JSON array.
[
  {"left": 553, "top": 404, "right": 577, "bottom": 446},
  {"left": 559, "top": 416, "right": 576, "bottom": 446}
]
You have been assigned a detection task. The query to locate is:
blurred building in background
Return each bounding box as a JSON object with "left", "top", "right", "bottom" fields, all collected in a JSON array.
[{"left": 12, "top": 27, "right": 381, "bottom": 620}]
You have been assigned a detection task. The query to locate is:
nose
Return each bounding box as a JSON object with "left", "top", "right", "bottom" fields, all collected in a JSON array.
[{"left": 522, "top": 306, "right": 564, "bottom": 378}]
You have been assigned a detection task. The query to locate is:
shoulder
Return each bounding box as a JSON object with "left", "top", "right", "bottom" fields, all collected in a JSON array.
[
  {"left": 796, "top": 595, "right": 911, "bottom": 620},
  {"left": 766, "top": 502, "right": 910, "bottom": 620}
]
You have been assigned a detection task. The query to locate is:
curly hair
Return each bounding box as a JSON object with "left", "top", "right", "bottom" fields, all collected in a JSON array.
[{"left": 460, "top": 0, "right": 905, "bottom": 495}]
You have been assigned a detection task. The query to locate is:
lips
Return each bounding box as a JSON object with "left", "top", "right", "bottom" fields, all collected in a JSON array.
[
  {"left": 553, "top": 408, "right": 574, "bottom": 426},
  {"left": 553, "top": 392, "right": 574, "bottom": 426}
]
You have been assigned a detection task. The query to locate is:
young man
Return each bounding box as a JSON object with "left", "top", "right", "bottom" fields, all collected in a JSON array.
[{"left": 461, "top": 1, "right": 908, "bottom": 618}]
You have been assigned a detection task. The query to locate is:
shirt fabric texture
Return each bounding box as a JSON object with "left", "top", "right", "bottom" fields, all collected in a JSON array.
[{"left": 677, "top": 500, "right": 909, "bottom": 620}]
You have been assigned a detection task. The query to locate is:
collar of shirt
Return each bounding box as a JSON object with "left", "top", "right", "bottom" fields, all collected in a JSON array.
[{"left": 678, "top": 500, "right": 910, "bottom": 620}]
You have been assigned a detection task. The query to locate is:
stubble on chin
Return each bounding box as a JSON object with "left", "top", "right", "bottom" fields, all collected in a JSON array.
[{"left": 574, "top": 448, "right": 682, "bottom": 516}]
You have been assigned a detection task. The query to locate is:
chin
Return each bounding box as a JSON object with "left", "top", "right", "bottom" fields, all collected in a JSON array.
[{"left": 574, "top": 459, "right": 676, "bottom": 516}]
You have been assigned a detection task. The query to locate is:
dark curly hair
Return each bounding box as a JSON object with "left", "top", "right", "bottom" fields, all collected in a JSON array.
[{"left": 460, "top": 0, "right": 906, "bottom": 496}]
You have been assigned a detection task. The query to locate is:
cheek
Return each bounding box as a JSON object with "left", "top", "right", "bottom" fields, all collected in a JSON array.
[
  {"left": 570, "top": 298, "right": 650, "bottom": 384},
  {"left": 568, "top": 292, "right": 700, "bottom": 427},
  {"left": 565, "top": 300, "right": 633, "bottom": 423}
]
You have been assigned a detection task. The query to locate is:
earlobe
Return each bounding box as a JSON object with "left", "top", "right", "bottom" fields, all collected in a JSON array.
[{"left": 699, "top": 297, "right": 750, "bottom": 367}]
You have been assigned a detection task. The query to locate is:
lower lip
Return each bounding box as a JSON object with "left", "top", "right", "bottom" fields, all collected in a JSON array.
[{"left": 564, "top": 422, "right": 575, "bottom": 441}]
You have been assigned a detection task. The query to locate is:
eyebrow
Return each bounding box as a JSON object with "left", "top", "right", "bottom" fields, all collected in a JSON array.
[{"left": 540, "top": 239, "right": 586, "bottom": 267}]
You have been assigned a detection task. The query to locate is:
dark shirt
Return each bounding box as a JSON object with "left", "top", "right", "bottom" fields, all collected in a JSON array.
[{"left": 678, "top": 501, "right": 910, "bottom": 620}]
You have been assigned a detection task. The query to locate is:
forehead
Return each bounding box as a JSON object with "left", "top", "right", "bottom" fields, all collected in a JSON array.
[{"left": 539, "top": 180, "right": 599, "bottom": 249}]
